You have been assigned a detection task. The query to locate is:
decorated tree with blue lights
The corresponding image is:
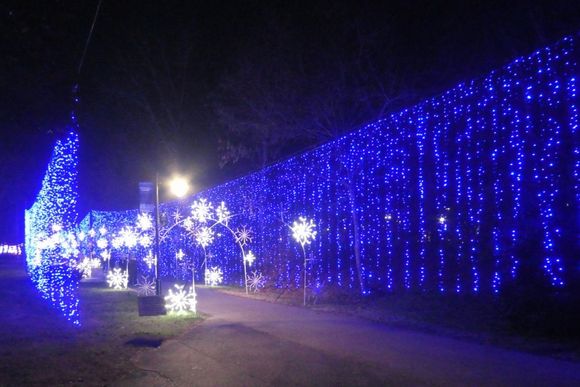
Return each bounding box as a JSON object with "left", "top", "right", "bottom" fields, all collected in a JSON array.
[{"left": 24, "top": 131, "right": 82, "bottom": 325}]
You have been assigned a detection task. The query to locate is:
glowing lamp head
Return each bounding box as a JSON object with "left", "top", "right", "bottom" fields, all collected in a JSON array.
[{"left": 169, "top": 176, "right": 189, "bottom": 198}]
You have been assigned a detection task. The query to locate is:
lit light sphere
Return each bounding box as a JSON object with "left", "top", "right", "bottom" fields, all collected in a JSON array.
[{"left": 169, "top": 176, "right": 189, "bottom": 198}]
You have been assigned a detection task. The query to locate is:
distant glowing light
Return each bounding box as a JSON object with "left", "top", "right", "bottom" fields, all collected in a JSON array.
[{"left": 168, "top": 177, "right": 189, "bottom": 198}]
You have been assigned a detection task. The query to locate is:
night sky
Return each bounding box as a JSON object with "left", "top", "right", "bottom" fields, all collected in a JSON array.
[{"left": 1, "top": 0, "right": 580, "bottom": 242}]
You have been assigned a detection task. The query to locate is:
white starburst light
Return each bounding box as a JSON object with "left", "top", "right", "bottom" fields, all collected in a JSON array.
[
  {"left": 136, "top": 276, "right": 156, "bottom": 296},
  {"left": 107, "top": 268, "right": 128, "bottom": 289},
  {"left": 234, "top": 226, "right": 252, "bottom": 247},
  {"left": 99, "top": 226, "right": 107, "bottom": 235},
  {"left": 291, "top": 217, "right": 317, "bottom": 247},
  {"left": 165, "top": 284, "right": 197, "bottom": 314},
  {"left": 247, "top": 271, "right": 266, "bottom": 292},
  {"left": 176, "top": 249, "right": 186, "bottom": 261}
]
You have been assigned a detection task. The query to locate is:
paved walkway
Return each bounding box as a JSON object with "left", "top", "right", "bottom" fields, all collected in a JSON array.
[{"left": 124, "top": 287, "right": 580, "bottom": 386}]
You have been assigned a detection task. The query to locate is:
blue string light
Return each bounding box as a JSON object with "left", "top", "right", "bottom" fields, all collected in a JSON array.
[
  {"left": 25, "top": 131, "right": 81, "bottom": 325},
  {"left": 81, "top": 35, "right": 579, "bottom": 296}
]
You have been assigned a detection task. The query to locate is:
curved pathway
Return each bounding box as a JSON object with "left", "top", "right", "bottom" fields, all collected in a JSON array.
[{"left": 125, "top": 287, "right": 580, "bottom": 386}]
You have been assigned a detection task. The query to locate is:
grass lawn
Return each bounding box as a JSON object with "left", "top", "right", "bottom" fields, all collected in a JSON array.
[{"left": 0, "top": 257, "right": 201, "bottom": 385}]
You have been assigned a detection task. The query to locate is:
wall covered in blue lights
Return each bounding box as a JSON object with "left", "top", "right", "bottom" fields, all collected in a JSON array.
[
  {"left": 82, "top": 35, "right": 579, "bottom": 296},
  {"left": 25, "top": 131, "right": 81, "bottom": 325}
]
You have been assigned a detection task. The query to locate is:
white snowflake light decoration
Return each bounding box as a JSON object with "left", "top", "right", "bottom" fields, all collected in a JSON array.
[
  {"left": 216, "top": 202, "right": 232, "bottom": 225},
  {"left": 107, "top": 268, "right": 128, "bottom": 289},
  {"left": 88, "top": 229, "right": 96, "bottom": 238},
  {"left": 99, "top": 226, "right": 107, "bottom": 235},
  {"left": 111, "top": 237, "right": 123, "bottom": 249},
  {"left": 195, "top": 227, "right": 215, "bottom": 248},
  {"left": 77, "top": 257, "right": 93, "bottom": 278},
  {"left": 138, "top": 234, "right": 152, "bottom": 248},
  {"left": 120, "top": 228, "right": 138, "bottom": 248},
  {"left": 244, "top": 250, "right": 256, "bottom": 267},
  {"left": 175, "top": 249, "right": 186, "bottom": 261},
  {"left": 291, "top": 217, "right": 317, "bottom": 247},
  {"left": 101, "top": 250, "right": 111, "bottom": 261},
  {"left": 144, "top": 251, "right": 156, "bottom": 269},
  {"left": 191, "top": 198, "right": 213, "bottom": 223},
  {"left": 77, "top": 231, "right": 86, "bottom": 241},
  {"left": 205, "top": 266, "right": 223, "bottom": 286},
  {"left": 247, "top": 271, "right": 266, "bottom": 292},
  {"left": 136, "top": 276, "right": 156, "bottom": 296},
  {"left": 96, "top": 237, "right": 108, "bottom": 249},
  {"left": 137, "top": 213, "right": 153, "bottom": 231},
  {"left": 234, "top": 226, "right": 252, "bottom": 247},
  {"left": 165, "top": 284, "right": 197, "bottom": 314},
  {"left": 182, "top": 217, "right": 194, "bottom": 232}
]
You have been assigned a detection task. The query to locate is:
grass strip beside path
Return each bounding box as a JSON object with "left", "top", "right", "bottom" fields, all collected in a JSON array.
[{"left": 0, "top": 257, "right": 201, "bottom": 385}]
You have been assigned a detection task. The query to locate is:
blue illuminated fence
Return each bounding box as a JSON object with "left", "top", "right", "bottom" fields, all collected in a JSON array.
[{"left": 83, "top": 35, "right": 579, "bottom": 296}]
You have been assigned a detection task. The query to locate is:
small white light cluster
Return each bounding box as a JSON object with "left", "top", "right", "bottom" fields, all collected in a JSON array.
[{"left": 0, "top": 244, "right": 23, "bottom": 255}]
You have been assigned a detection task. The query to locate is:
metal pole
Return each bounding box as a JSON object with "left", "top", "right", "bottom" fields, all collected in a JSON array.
[
  {"left": 302, "top": 245, "right": 307, "bottom": 306},
  {"left": 155, "top": 173, "right": 161, "bottom": 296}
]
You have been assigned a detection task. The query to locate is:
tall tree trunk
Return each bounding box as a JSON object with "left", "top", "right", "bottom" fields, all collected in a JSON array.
[{"left": 347, "top": 176, "right": 364, "bottom": 293}]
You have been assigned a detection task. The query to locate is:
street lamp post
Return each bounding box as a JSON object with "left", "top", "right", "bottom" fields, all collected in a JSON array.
[
  {"left": 154, "top": 173, "right": 161, "bottom": 296},
  {"left": 153, "top": 174, "right": 189, "bottom": 296}
]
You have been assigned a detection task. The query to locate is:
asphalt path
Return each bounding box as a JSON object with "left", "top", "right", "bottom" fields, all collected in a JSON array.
[{"left": 124, "top": 287, "right": 580, "bottom": 386}]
